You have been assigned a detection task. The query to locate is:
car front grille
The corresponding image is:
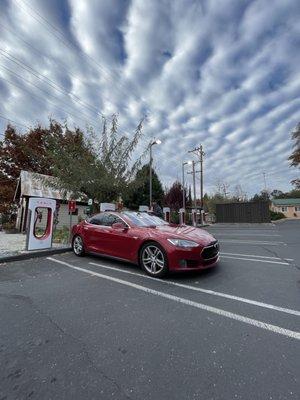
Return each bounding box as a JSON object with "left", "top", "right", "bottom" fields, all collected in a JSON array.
[{"left": 201, "top": 241, "right": 219, "bottom": 260}]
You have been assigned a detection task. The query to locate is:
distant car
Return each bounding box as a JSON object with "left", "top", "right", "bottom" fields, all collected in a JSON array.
[{"left": 72, "top": 211, "right": 219, "bottom": 278}]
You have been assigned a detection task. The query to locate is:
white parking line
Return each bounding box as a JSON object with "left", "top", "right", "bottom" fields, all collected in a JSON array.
[
  {"left": 216, "top": 233, "right": 281, "bottom": 237},
  {"left": 221, "top": 255, "right": 290, "bottom": 265},
  {"left": 221, "top": 252, "right": 294, "bottom": 261},
  {"left": 47, "top": 257, "right": 300, "bottom": 340},
  {"left": 219, "top": 239, "right": 286, "bottom": 246},
  {"left": 86, "top": 262, "right": 300, "bottom": 316}
]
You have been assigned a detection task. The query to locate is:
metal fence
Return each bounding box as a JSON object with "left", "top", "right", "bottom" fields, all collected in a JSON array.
[{"left": 216, "top": 202, "right": 270, "bottom": 223}]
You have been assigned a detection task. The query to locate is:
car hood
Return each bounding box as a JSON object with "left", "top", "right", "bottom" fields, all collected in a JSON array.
[{"left": 150, "top": 225, "right": 216, "bottom": 246}]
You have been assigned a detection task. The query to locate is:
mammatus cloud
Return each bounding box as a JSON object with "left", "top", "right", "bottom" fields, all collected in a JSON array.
[{"left": 0, "top": 0, "right": 299, "bottom": 196}]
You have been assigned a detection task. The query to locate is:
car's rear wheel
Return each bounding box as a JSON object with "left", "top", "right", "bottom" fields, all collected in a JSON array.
[
  {"left": 72, "top": 235, "right": 85, "bottom": 257},
  {"left": 140, "top": 242, "right": 168, "bottom": 278}
]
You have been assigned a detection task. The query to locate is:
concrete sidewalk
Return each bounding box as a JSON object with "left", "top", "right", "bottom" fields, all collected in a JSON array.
[{"left": 0, "top": 231, "right": 71, "bottom": 262}]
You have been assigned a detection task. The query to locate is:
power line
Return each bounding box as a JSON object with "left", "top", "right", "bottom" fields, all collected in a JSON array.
[
  {"left": 0, "top": 75, "right": 101, "bottom": 130},
  {"left": 0, "top": 49, "right": 143, "bottom": 138},
  {"left": 0, "top": 48, "right": 103, "bottom": 120},
  {"left": 15, "top": 0, "right": 146, "bottom": 107},
  {"left": 0, "top": 62, "right": 103, "bottom": 128},
  {"left": 0, "top": 113, "right": 29, "bottom": 129},
  {"left": 0, "top": 22, "right": 103, "bottom": 117}
]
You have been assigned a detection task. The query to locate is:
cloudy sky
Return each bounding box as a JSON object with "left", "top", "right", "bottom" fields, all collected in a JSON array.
[{"left": 0, "top": 0, "right": 299, "bottom": 196}]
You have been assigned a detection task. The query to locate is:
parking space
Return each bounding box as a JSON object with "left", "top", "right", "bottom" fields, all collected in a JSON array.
[{"left": 0, "top": 221, "right": 299, "bottom": 399}]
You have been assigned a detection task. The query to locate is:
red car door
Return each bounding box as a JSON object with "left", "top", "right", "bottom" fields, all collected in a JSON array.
[
  {"left": 82, "top": 214, "right": 111, "bottom": 254},
  {"left": 104, "top": 214, "right": 139, "bottom": 261}
]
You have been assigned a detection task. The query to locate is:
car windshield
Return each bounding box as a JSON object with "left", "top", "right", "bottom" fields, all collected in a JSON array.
[{"left": 123, "top": 211, "right": 168, "bottom": 227}]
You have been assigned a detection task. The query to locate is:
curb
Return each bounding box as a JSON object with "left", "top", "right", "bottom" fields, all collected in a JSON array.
[{"left": 0, "top": 247, "right": 72, "bottom": 264}]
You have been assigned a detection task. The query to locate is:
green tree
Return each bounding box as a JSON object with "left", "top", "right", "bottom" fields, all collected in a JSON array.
[
  {"left": 44, "top": 114, "right": 146, "bottom": 203},
  {"left": 289, "top": 123, "right": 300, "bottom": 167},
  {"left": 124, "top": 164, "right": 164, "bottom": 209},
  {"left": 164, "top": 181, "right": 185, "bottom": 211}
]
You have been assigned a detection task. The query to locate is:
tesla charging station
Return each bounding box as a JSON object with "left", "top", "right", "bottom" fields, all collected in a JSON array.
[
  {"left": 26, "top": 197, "right": 56, "bottom": 251},
  {"left": 179, "top": 208, "right": 185, "bottom": 225},
  {"left": 139, "top": 205, "right": 149, "bottom": 212},
  {"left": 163, "top": 207, "right": 170, "bottom": 223},
  {"left": 100, "top": 203, "right": 116, "bottom": 212},
  {"left": 192, "top": 209, "right": 197, "bottom": 227}
]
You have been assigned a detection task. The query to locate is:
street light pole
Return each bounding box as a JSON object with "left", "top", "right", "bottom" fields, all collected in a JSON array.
[
  {"left": 182, "top": 162, "right": 186, "bottom": 210},
  {"left": 182, "top": 161, "right": 192, "bottom": 210},
  {"left": 149, "top": 144, "right": 153, "bottom": 209},
  {"left": 149, "top": 139, "right": 161, "bottom": 209}
]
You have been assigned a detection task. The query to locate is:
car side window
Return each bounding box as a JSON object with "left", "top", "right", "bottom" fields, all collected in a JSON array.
[
  {"left": 89, "top": 214, "right": 105, "bottom": 225},
  {"left": 104, "top": 214, "right": 124, "bottom": 227}
]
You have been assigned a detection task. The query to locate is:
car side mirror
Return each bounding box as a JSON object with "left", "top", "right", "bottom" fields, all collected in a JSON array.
[{"left": 112, "top": 222, "right": 128, "bottom": 231}]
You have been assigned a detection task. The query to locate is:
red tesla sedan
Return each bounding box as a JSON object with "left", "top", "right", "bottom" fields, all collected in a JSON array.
[{"left": 71, "top": 211, "right": 219, "bottom": 277}]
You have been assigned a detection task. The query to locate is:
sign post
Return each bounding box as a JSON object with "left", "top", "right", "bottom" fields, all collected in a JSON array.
[{"left": 68, "top": 200, "right": 76, "bottom": 242}]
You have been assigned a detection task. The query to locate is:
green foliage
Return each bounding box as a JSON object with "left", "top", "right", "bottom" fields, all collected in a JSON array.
[
  {"left": 124, "top": 164, "right": 164, "bottom": 209},
  {"left": 270, "top": 210, "right": 286, "bottom": 221},
  {"left": 272, "top": 189, "right": 300, "bottom": 199},
  {"left": 170, "top": 211, "right": 179, "bottom": 224},
  {"left": 289, "top": 122, "right": 300, "bottom": 167},
  {"left": 46, "top": 115, "right": 146, "bottom": 203},
  {"left": 53, "top": 226, "right": 70, "bottom": 244}
]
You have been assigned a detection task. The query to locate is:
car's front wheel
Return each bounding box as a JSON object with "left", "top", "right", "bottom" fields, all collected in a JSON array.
[
  {"left": 140, "top": 242, "right": 168, "bottom": 278},
  {"left": 72, "top": 235, "right": 85, "bottom": 257}
]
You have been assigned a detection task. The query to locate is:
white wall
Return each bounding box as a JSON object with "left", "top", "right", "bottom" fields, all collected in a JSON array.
[{"left": 55, "top": 204, "right": 87, "bottom": 228}]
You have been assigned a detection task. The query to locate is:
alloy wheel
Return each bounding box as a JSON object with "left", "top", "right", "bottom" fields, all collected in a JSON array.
[
  {"left": 73, "top": 235, "right": 83, "bottom": 255},
  {"left": 142, "top": 245, "right": 165, "bottom": 275}
]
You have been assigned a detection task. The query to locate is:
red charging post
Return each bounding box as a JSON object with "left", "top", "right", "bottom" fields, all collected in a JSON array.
[{"left": 163, "top": 207, "right": 170, "bottom": 223}]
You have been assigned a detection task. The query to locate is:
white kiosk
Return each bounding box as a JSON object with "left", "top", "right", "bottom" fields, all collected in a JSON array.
[
  {"left": 139, "top": 205, "right": 149, "bottom": 212},
  {"left": 100, "top": 203, "right": 116, "bottom": 212},
  {"left": 179, "top": 208, "right": 185, "bottom": 225},
  {"left": 26, "top": 197, "right": 56, "bottom": 251},
  {"left": 191, "top": 209, "right": 197, "bottom": 227}
]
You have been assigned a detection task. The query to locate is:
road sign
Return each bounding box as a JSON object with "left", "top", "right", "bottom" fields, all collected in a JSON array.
[
  {"left": 68, "top": 200, "right": 76, "bottom": 213},
  {"left": 88, "top": 198, "right": 93, "bottom": 206}
]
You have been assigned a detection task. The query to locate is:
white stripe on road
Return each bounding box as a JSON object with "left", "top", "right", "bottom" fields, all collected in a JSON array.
[
  {"left": 219, "top": 239, "right": 286, "bottom": 246},
  {"left": 221, "top": 255, "right": 290, "bottom": 265},
  {"left": 87, "top": 262, "right": 300, "bottom": 316},
  {"left": 216, "top": 233, "right": 281, "bottom": 237},
  {"left": 47, "top": 257, "right": 300, "bottom": 340},
  {"left": 221, "top": 252, "right": 294, "bottom": 261}
]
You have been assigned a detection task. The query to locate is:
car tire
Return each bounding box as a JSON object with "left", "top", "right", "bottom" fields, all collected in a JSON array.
[
  {"left": 139, "top": 242, "right": 168, "bottom": 278},
  {"left": 72, "top": 235, "right": 85, "bottom": 257}
]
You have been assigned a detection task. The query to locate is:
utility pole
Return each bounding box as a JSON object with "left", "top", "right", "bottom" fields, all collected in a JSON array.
[
  {"left": 262, "top": 172, "right": 267, "bottom": 191},
  {"left": 187, "top": 161, "right": 197, "bottom": 209},
  {"left": 188, "top": 145, "right": 205, "bottom": 208}
]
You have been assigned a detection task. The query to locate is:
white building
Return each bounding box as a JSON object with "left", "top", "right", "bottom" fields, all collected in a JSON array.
[{"left": 14, "top": 170, "right": 88, "bottom": 232}]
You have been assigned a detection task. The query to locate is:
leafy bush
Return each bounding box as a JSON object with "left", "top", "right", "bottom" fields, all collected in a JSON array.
[
  {"left": 270, "top": 210, "right": 286, "bottom": 221},
  {"left": 53, "top": 226, "right": 70, "bottom": 244},
  {"left": 170, "top": 211, "right": 179, "bottom": 224},
  {"left": 2, "top": 222, "right": 18, "bottom": 233}
]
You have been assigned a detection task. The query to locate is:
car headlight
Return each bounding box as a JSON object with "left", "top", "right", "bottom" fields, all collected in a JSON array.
[{"left": 167, "top": 238, "right": 199, "bottom": 248}]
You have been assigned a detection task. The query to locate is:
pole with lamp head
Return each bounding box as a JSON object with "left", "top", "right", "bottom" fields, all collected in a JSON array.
[{"left": 149, "top": 139, "right": 161, "bottom": 209}]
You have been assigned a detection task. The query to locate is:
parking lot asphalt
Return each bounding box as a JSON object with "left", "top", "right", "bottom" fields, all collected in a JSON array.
[{"left": 0, "top": 220, "right": 299, "bottom": 400}]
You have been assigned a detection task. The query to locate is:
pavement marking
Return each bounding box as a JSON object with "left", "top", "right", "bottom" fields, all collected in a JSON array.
[
  {"left": 216, "top": 233, "right": 281, "bottom": 237},
  {"left": 87, "top": 262, "right": 300, "bottom": 316},
  {"left": 48, "top": 257, "right": 300, "bottom": 316},
  {"left": 47, "top": 257, "right": 300, "bottom": 340},
  {"left": 221, "top": 252, "right": 294, "bottom": 261},
  {"left": 219, "top": 239, "right": 286, "bottom": 246},
  {"left": 221, "top": 255, "right": 290, "bottom": 265}
]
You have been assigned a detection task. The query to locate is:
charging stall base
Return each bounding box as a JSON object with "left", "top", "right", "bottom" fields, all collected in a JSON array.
[{"left": 26, "top": 198, "right": 56, "bottom": 251}]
